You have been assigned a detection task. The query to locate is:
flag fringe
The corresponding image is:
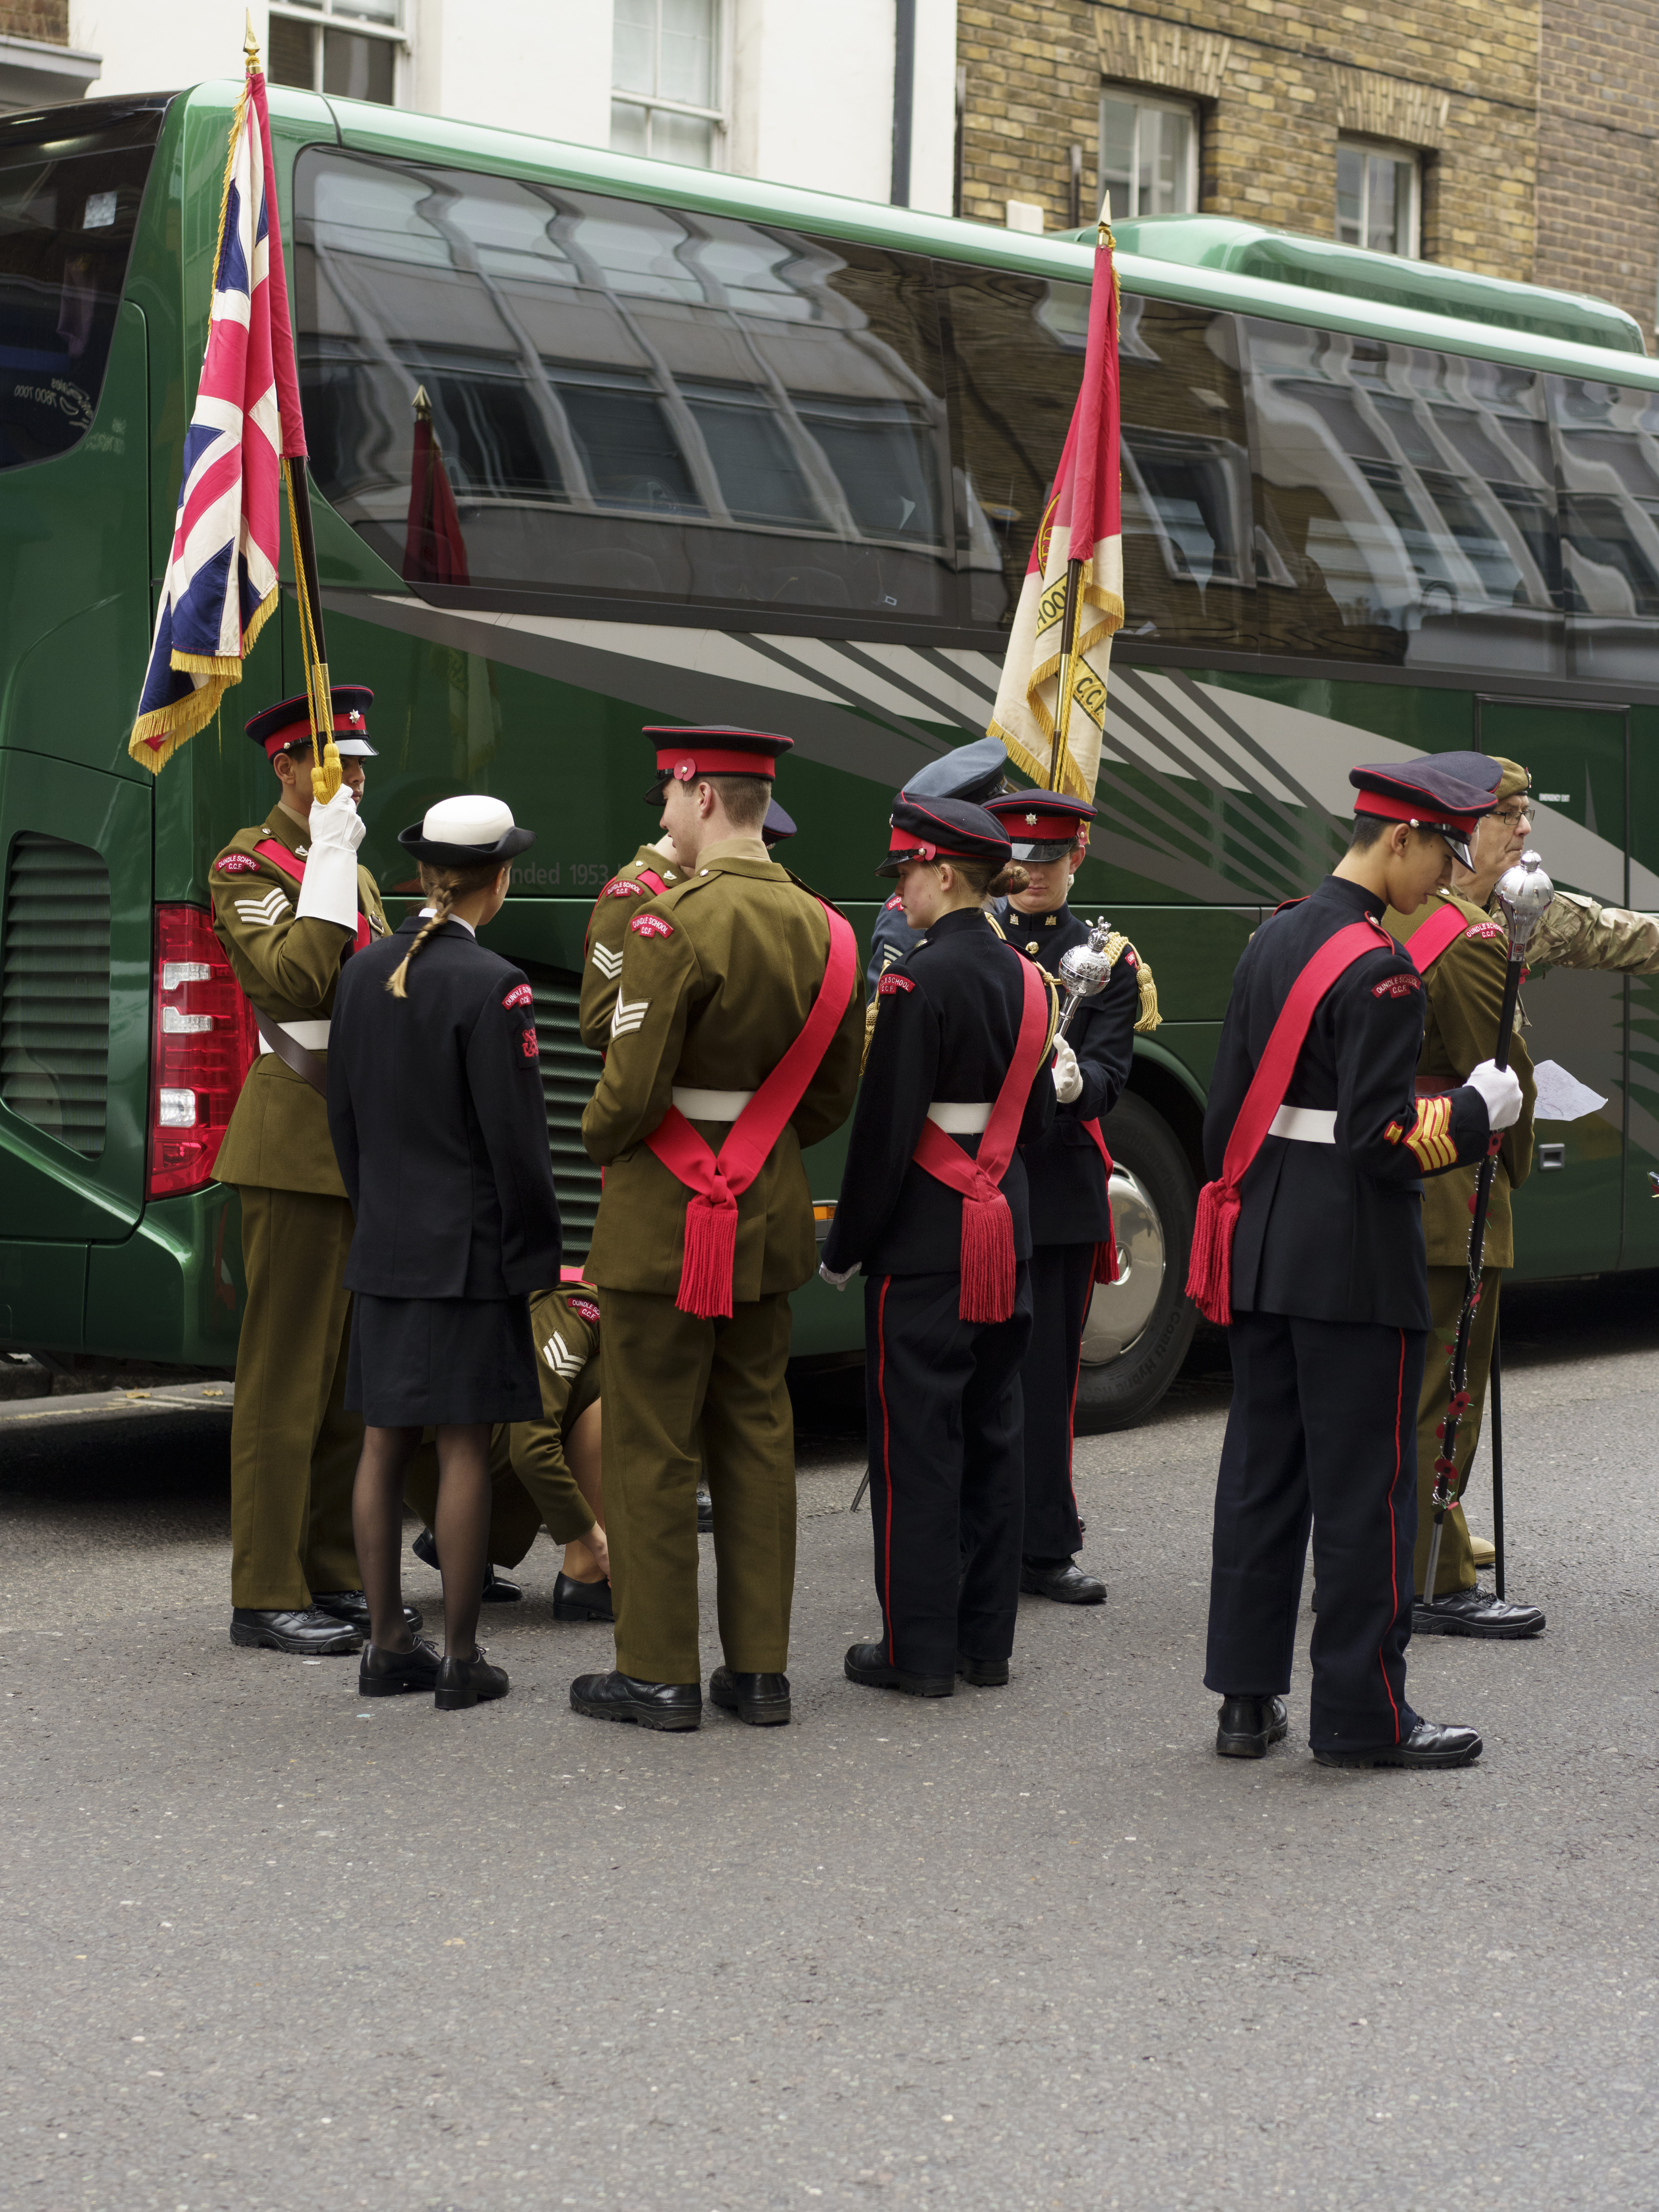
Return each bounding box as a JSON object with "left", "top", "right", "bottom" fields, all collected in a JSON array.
[{"left": 125, "top": 585, "right": 276, "bottom": 773}]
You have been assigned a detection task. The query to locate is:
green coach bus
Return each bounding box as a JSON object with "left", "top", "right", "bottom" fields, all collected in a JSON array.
[{"left": 5, "top": 81, "right": 1659, "bottom": 1428}]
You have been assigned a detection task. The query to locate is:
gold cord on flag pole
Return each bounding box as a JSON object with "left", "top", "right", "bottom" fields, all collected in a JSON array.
[{"left": 281, "top": 456, "right": 340, "bottom": 804}]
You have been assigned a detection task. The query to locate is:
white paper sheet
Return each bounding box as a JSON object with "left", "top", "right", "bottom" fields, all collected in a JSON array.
[{"left": 1530, "top": 1058, "right": 1608, "bottom": 1123}]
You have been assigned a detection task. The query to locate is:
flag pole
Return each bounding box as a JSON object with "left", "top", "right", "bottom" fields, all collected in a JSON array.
[{"left": 1047, "top": 557, "right": 1084, "bottom": 792}]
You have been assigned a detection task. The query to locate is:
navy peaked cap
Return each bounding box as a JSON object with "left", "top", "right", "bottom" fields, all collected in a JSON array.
[
  {"left": 900, "top": 736, "right": 1012, "bottom": 806},
  {"left": 878, "top": 795, "right": 1012, "bottom": 877}
]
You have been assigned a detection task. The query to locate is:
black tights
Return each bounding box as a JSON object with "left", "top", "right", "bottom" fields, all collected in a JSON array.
[{"left": 352, "top": 1423, "right": 491, "bottom": 1660}]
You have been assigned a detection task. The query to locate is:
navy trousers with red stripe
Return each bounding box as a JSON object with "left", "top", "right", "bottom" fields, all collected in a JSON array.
[
  {"left": 1204, "top": 1310, "right": 1425, "bottom": 1754},
  {"left": 863, "top": 1269, "right": 1032, "bottom": 1676},
  {"left": 1020, "top": 1241, "right": 1095, "bottom": 1562}
]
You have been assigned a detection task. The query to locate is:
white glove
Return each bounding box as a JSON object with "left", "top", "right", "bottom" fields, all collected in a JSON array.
[
  {"left": 818, "top": 1262, "right": 857, "bottom": 1291},
  {"left": 295, "top": 784, "right": 365, "bottom": 932},
  {"left": 1465, "top": 1059, "right": 1523, "bottom": 1131},
  {"left": 1051, "top": 1035, "right": 1083, "bottom": 1106}
]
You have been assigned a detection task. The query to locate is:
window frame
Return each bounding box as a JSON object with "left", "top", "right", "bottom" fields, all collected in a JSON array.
[
  {"left": 610, "top": 0, "right": 732, "bottom": 171},
  {"left": 1097, "top": 85, "right": 1199, "bottom": 222},
  {"left": 269, "top": 0, "right": 409, "bottom": 107},
  {"left": 1335, "top": 135, "right": 1422, "bottom": 261}
]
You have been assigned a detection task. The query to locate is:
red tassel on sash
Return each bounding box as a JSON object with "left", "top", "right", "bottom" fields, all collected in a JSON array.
[
  {"left": 1182, "top": 918, "right": 1394, "bottom": 1327},
  {"left": 1080, "top": 1117, "right": 1118, "bottom": 1284},
  {"left": 678, "top": 1180, "right": 740, "bottom": 1318}
]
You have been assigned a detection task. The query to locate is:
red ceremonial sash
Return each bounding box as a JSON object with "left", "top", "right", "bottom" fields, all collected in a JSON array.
[
  {"left": 910, "top": 956, "right": 1050, "bottom": 1324},
  {"left": 1405, "top": 898, "right": 1468, "bottom": 976},
  {"left": 1184, "top": 918, "right": 1393, "bottom": 1326},
  {"left": 1078, "top": 1116, "right": 1119, "bottom": 1286},
  {"left": 642, "top": 904, "right": 858, "bottom": 1320},
  {"left": 254, "top": 838, "right": 371, "bottom": 953}
]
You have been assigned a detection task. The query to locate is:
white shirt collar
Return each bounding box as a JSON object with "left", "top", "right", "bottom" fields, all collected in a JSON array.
[{"left": 418, "top": 906, "right": 475, "bottom": 937}]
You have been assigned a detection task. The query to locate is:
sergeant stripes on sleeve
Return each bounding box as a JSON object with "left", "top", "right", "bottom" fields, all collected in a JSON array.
[{"left": 1383, "top": 1092, "right": 1458, "bottom": 1172}]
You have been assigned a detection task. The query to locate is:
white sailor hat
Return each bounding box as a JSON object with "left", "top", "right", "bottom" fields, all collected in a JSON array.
[{"left": 397, "top": 794, "right": 536, "bottom": 868}]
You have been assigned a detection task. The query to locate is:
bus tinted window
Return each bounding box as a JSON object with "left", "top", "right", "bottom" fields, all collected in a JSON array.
[
  {"left": 293, "top": 148, "right": 953, "bottom": 622},
  {"left": 0, "top": 103, "right": 162, "bottom": 472},
  {"left": 1244, "top": 321, "right": 1564, "bottom": 675},
  {"left": 1552, "top": 376, "right": 1659, "bottom": 678}
]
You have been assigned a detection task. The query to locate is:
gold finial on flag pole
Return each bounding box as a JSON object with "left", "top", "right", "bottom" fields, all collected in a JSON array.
[{"left": 245, "top": 9, "right": 260, "bottom": 69}]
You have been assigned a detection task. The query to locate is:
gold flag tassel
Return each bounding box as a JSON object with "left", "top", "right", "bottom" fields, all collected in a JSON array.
[{"left": 282, "top": 454, "right": 340, "bottom": 804}]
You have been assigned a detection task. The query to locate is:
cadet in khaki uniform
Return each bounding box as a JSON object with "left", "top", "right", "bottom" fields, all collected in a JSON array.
[
  {"left": 571, "top": 728, "right": 863, "bottom": 1732},
  {"left": 211, "top": 689, "right": 392, "bottom": 1657},
  {"left": 1383, "top": 752, "right": 1545, "bottom": 1640},
  {"left": 579, "top": 837, "right": 685, "bottom": 1053},
  {"left": 405, "top": 1279, "right": 615, "bottom": 1617}
]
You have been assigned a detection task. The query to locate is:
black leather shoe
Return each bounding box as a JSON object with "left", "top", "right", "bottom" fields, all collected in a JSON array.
[
  {"left": 313, "top": 1590, "right": 423, "bottom": 1636},
  {"left": 552, "top": 1572, "right": 615, "bottom": 1623},
  {"left": 696, "top": 1486, "right": 714, "bottom": 1534},
  {"left": 956, "top": 1653, "right": 1009, "bottom": 1688},
  {"left": 359, "top": 1637, "right": 442, "bottom": 1697},
  {"left": 1315, "top": 1720, "right": 1482, "bottom": 1769},
  {"left": 434, "top": 1649, "right": 510, "bottom": 1712},
  {"left": 230, "top": 1607, "right": 363, "bottom": 1656},
  {"left": 1020, "top": 1560, "right": 1106, "bottom": 1605},
  {"left": 409, "top": 1528, "right": 521, "bottom": 1604},
  {"left": 709, "top": 1665, "right": 791, "bottom": 1725},
  {"left": 570, "top": 1670, "right": 701, "bottom": 1730},
  {"left": 1215, "top": 1694, "right": 1289, "bottom": 1759},
  {"left": 1413, "top": 1590, "right": 1545, "bottom": 1638},
  {"left": 844, "top": 1641, "right": 954, "bottom": 1697}
]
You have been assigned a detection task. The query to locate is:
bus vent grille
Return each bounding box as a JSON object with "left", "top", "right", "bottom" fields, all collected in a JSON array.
[
  {"left": 0, "top": 833, "right": 111, "bottom": 1161},
  {"left": 530, "top": 968, "right": 602, "bottom": 1261}
]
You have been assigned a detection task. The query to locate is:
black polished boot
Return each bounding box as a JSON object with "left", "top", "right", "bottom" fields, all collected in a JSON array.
[
  {"left": 1413, "top": 1589, "right": 1545, "bottom": 1638},
  {"left": 1315, "top": 1720, "right": 1482, "bottom": 1769},
  {"left": 843, "top": 1641, "right": 954, "bottom": 1698},
  {"left": 230, "top": 1607, "right": 362, "bottom": 1656},
  {"left": 1215, "top": 1694, "right": 1289, "bottom": 1759},
  {"left": 696, "top": 1486, "right": 714, "bottom": 1534},
  {"left": 313, "top": 1590, "right": 423, "bottom": 1636},
  {"left": 358, "top": 1637, "right": 442, "bottom": 1697},
  {"left": 956, "top": 1654, "right": 1010, "bottom": 1688},
  {"left": 709, "top": 1665, "right": 791, "bottom": 1725},
  {"left": 1019, "top": 1559, "right": 1106, "bottom": 1605},
  {"left": 570, "top": 1670, "right": 701, "bottom": 1731},
  {"left": 433, "top": 1649, "right": 510, "bottom": 1712},
  {"left": 410, "top": 1527, "right": 521, "bottom": 1604},
  {"left": 552, "top": 1572, "right": 615, "bottom": 1623}
]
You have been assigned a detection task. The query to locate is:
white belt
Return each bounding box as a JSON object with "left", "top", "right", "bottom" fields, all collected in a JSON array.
[
  {"left": 257, "top": 1017, "right": 331, "bottom": 1055},
  {"left": 672, "top": 1085, "right": 755, "bottom": 1121},
  {"left": 1268, "top": 1105, "right": 1336, "bottom": 1144},
  {"left": 926, "top": 1101, "right": 992, "bottom": 1134}
]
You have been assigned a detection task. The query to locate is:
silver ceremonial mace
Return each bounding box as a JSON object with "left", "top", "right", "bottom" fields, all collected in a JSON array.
[
  {"left": 1420, "top": 849, "right": 1552, "bottom": 1608},
  {"left": 1056, "top": 917, "right": 1118, "bottom": 1037}
]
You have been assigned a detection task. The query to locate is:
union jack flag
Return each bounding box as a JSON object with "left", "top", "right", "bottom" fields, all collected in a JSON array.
[{"left": 128, "top": 65, "right": 307, "bottom": 772}]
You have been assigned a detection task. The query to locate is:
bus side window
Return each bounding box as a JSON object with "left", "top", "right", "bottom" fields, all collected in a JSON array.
[{"left": 1552, "top": 375, "right": 1659, "bottom": 683}]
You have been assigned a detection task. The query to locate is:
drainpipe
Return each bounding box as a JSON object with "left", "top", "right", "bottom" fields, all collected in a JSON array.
[{"left": 891, "top": 0, "right": 915, "bottom": 206}]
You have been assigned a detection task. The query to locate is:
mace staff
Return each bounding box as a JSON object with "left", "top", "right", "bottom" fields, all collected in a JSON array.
[{"left": 1420, "top": 849, "right": 1552, "bottom": 1608}]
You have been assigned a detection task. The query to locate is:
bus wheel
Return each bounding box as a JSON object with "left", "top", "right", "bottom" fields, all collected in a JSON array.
[{"left": 1072, "top": 1093, "right": 1198, "bottom": 1434}]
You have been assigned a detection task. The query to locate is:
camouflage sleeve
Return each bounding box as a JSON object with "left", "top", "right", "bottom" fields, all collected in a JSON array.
[
  {"left": 1528, "top": 889, "right": 1659, "bottom": 974},
  {"left": 209, "top": 853, "right": 352, "bottom": 1015},
  {"left": 579, "top": 875, "right": 652, "bottom": 1052}
]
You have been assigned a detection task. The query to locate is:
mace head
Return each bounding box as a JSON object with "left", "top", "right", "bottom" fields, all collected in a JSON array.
[
  {"left": 1059, "top": 939, "right": 1115, "bottom": 1001},
  {"left": 1494, "top": 848, "right": 1553, "bottom": 954}
]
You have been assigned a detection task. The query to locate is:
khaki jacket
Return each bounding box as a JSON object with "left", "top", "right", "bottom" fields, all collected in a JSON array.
[
  {"left": 578, "top": 842, "right": 687, "bottom": 1053},
  {"left": 581, "top": 839, "right": 864, "bottom": 1299},
  {"left": 210, "top": 804, "right": 388, "bottom": 1198},
  {"left": 1385, "top": 891, "right": 1536, "bottom": 1270}
]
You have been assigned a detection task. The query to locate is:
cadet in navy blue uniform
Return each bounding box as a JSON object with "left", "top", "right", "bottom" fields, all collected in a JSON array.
[
  {"left": 822, "top": 798, "right": 1056, "bottom": 1696},
  {"left": 1201, "top": 759, "right": 1522, "bottom": 1769},
  {"left": 985, "top": 792, "right": 1144, "bottom": 1605},
  {"left": 865, "top": 737, "right": 1013, "bottom": 988},
  {"left": 327, "top": 796, "right": 563, "bottom": 1713}
]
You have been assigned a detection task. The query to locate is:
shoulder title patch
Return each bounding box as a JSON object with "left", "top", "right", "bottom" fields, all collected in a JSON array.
[
  {"left": 878, "top": 971, "right": 915, "bottom": 995},
  {"left": 502, "top": 982, "right": 534, "bottom": 1009},
  {"left": 215, "top": 852, "right": 258, "bottom": 873},
  {"left": 630, "top": 913, "right": 674, "bottom": 939},
  {"left": 883, "top": 893, "right": 904, "bottom": 912},
  {"left": 1464, "top": 920, "right": 1504, "bottom": 942},
  {"left": 566, "top": 1295, "right": 600, "bottom": 1326},
  {"left": 602, "top": 878, "right": 645, "bottom": 898},
  {"left": 1372, "top": 972, "right": 1421, "bottom": 999}
]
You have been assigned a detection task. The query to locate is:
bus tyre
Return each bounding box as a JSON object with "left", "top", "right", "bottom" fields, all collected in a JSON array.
[{"left": 1071, "top": 1093, "right": 1199, "bottom": 1435}]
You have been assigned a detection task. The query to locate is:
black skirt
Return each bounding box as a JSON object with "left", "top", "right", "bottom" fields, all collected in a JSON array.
[{"left": 346, "top": 1293, "right": 540, "bottom": 1427}]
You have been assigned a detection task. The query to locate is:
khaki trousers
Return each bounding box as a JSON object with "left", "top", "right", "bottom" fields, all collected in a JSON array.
[
  {"left": 600, "top": 1288, "right": 795, "bottom": 1683},
  {"left": 228, "top": 1186, "right": 361, "bottom": 1609},
  {"left": 1413, "top": 1264, "right": 1502, "bottom": 1599}
]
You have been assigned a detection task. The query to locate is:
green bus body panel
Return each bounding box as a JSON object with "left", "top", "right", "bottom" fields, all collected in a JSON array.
[
  {"left": 8, "top": 79, "right": 1659, "bottom": 1366},
  {"left": 0, "top": 1240, "right": 87, "bottom": 1350}
]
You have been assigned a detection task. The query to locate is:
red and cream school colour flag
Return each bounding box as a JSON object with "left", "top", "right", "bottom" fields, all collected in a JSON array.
[{"left": 988, "top": 223, "right": 1124, "bottom": 801}]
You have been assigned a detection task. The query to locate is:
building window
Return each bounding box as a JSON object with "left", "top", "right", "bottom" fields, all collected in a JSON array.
[
  {"left": 611, "top": 0, "right": 725, "bottom": 170},
  {"left": 1098, "top": 88, "right": 1197, "bottom": 221},
  {"left": 1337, "top": 138, "right": 1420, "bottom": 257},
  {"left": 269, "top": 2, "right": 404, "bottom": 108}
]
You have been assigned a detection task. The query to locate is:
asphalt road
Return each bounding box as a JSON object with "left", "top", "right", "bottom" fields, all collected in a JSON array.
[{"left": 4, "top": 1278, "right": 1659, "bottom": 2212}]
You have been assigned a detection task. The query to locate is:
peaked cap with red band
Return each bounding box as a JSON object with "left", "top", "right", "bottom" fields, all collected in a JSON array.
[
  {"left": 984, "top": 791, "right": 1097, "bottom": 863},
  {"left": 642, "top": 725, "right": 793, "bottom": 802},
  {"left": 877, "top": 795, "right": 1012, "bottom": 877},
  {"left": 1350, "top": 756, "right": 1494, "bottom": 870},
  {"left": 246, "top": 685, "right": 377, "bottom": 760}
]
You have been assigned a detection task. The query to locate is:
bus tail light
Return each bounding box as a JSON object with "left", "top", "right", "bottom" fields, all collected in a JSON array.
[{"left": 147, "top": 905, "right": 257, "bottom": 1198}]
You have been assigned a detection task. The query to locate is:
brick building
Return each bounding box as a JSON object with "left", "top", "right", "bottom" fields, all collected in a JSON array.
[
  {"left": 0, "top": 0, "right": 99, "bottom": 111},
  {"left": 957, "top": 0, "right": 1659, "bottom": 349}
]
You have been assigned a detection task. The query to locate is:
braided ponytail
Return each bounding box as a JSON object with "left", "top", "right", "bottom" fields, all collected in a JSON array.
[{"left": 386, "top": 859, "right": 498, "bottom": 998}]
